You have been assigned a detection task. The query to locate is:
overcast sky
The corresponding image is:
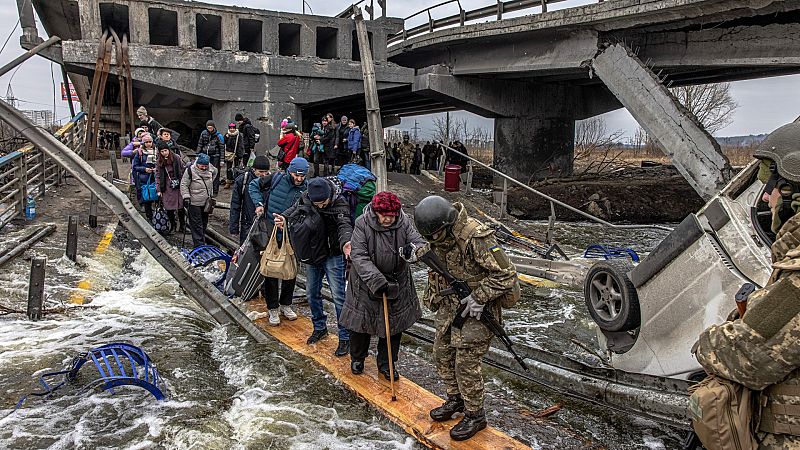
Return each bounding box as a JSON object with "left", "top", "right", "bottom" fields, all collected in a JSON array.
[{"left": 1, "top": 0, "right": 798, "bottom": 140}]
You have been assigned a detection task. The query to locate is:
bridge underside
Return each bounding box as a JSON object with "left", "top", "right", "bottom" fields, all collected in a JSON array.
[{"left": 377, "top": 0, "right": 800, "bottom": 181}]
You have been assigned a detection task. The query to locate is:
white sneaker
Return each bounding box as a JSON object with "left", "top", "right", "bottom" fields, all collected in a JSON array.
[
  {"left": 280, "top": 305, "right": 297, "bottom": 321},
  {"left": 268, "top": 309, "right": 280, "bottom": 326}
]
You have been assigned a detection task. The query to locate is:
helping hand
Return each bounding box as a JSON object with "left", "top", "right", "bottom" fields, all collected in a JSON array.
[
  {"left": 343, "top": 241, "right": 352, "bottom": 259},
  {"left": 399, "top": 243, "right": 418, "bottom": 263},
  {"left": 459, "top": 295, "right": 484, "bottom": 320},
  {"left": 255, "top": 206, "right": 264, "bottom": 216}
]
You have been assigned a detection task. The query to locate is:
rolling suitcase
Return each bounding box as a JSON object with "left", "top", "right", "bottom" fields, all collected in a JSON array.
[{"left": 224, "top": 220, "right": 264, "bottom": 300}]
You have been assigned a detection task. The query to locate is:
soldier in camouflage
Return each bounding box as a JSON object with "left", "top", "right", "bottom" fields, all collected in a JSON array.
[
  {"left": 693, "top": 121, "right": 800, "bottom": 449},
  {"left": 398, "top": 135, "right": 415, "bottom": 174},
  {"left": 413, "top": 195, "right": 518, "bottom": 441}
]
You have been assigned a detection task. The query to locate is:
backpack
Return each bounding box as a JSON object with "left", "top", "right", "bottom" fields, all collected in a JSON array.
[
  {"left": 252, "top": 126, "right": 261, "bottom": 143},
  {"left": 248, "top": 173, "right": 284, "bottom": 250},
  {"left": 689, "top": 375, "right": 758, "bottom": 450},
  {"left": 287, "top": 200, "right": 329, "bottom": 265},
  {"left": 456, "top": 218, "right": 521, "bottom": 308},
  {"left": 337, "top": 164, "right": 377, "bottom": 192}
]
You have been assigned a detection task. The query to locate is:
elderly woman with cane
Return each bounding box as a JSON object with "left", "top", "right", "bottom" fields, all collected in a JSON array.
[{"left": 340, "top": 192, "right": 426, "bottom": 382}]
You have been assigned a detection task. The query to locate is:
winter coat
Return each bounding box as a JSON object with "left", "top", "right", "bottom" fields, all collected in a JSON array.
[
  {"left": 180, "top": 163, "right": 217, "bottom": 207},
  {"left": 229, "top": 169, "right": 257, "bottom": 242},
  {"left": 121, "top": 140, "right": 139, "bottom": 159},
  {"left": 247, "top": 172, "right": 307, "bottom": 242},
  {"left": 335, "top": 123, "right": 349, "bottom": 156},
  {"left": 283, "top": 179, "right": 352, "bottom": 258},
  {"left": 155, "top": 151, "right": 184, "bottom": 211},
  {"left": 225, "top": 130, "right": 245, "bottom": 158},
  {"left": 144, "top": 116, "right": 163, "bottom": 133},
  {"left": 277, "top": 131, "right": 300, "bottom": 164},
  {"left": 340, "top": 205, "right": 425, "bottom": 336},
  {"left": 196, "top": 129, "right": 225, "bottom": 158},
  {"left": 347, "top": 127, "right": 362, "bottom": 154},
  {"left": 239, "top": 118, "right": 257, "bottom": 151},
  {"left": 157, "top": 138, "right": 182, "bottom": 156},
  {"left": 321, "top": 124, "right": 336, "bottom": 154},
  {"left": 131, "top": 150, "right": 156, "bottom": 205}
]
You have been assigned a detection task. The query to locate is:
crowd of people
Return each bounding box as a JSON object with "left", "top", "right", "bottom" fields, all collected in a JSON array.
[{"left": 120, "top": 106, "right": 499, "bottom": 441}]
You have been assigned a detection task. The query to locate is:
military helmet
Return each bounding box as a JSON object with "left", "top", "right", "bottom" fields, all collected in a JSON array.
[
  {"left": 414, "top": 195, "right": 457, "bottom": 238},
  {"left": 753, "top": 122, "right": 800, "bottom": 183}
]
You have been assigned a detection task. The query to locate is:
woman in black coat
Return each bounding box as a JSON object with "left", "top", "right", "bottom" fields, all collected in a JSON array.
[{"left": 340, "top": 192, "right": 426, "bottom": 379}]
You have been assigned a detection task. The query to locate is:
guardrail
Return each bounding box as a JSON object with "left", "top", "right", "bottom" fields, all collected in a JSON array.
[
  {"left": 435, "top": 142, "right": 673, "bottom": 233},
  {"left": 0, "top": 112, "right": 86, "bottom": 228},
  {"left": 388, "top": 0, "right": 598, "bottom": 45}
]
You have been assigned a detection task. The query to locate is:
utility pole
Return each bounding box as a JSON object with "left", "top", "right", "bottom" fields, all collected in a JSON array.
[
  {"left": 354, "top": 7, "right": 387, "bottom": 193},
  {"left": 445, "top": 112, "right": 451, "bottom": 143},
  {"left": 412, "top": 120, "right": 420, "bottom": 143}
]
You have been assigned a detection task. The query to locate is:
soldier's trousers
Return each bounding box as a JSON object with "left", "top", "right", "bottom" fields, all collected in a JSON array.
[{"left": 433, "top": 329, "right": 491, "bottom": 413}]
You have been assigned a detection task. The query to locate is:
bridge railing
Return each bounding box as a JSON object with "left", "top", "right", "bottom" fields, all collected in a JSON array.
[
  {"left": 388, "top": 0, "right": 590, "bottom": 45},
  {"left": 0, "top": 112, "right": 86, "bottom": 228}
]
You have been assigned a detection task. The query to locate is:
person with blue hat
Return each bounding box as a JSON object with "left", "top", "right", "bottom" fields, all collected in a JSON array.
[
  {"left": 249, "top": 157, "right": 309, "bottom": 325},
  {"left": 180, "top": 152, "right": 218, "bottom": 248},
  {"left": 274, "top": 176, "right": 353, "bottom": 355}
]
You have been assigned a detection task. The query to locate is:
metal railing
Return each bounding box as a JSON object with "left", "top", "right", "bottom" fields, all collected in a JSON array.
[
  {"left": 0, "top": 112, "right": 86, "bottom": 228},
  {"left": 388, "top": 0, "right": 600, "bottom": 45},
  {"left": 435, "top": 142, "right": 673, "bottom": 232}
]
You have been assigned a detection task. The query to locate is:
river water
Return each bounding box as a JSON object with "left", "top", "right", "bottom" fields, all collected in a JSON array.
[{"left": 0, "top": 221, "right": 680, "bottom": 449}]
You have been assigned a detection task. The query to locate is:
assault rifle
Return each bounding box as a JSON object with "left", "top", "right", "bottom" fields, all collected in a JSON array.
[{"left": 418, "top": 250, "right": 529, "bottom": 371}]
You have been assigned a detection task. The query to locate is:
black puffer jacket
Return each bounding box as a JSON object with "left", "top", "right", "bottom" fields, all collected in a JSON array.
[
  {"left": 239, "top": 118, "right": 257, "bottom": 151},
  {"left": 196, "top": 129, "right": 224, "bottom": 158},
  {"left": 340, "top": 205, "right": 426, "bottom": 336},
  {"left": 282, "top": 179, "right": 353, "bottom": 258}
]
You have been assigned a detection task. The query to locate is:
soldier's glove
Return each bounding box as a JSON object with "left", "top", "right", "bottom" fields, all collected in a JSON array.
[
  {"left": 459, "top": 295, "right": 484, "bottom": 321},
  {"left": 400, "top": 243, "right": 418, "bottom": 263}
]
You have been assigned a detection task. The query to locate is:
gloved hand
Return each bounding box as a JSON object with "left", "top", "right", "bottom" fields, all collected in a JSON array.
[
  {"left": 459, "top": 295, "right": 484, "bottom": 320},
  {"left": 399, "top": 243, "right": 418, "bottom": 263},
  {"left": 373, "top": 282, "right": 389, "bottom": 300}
]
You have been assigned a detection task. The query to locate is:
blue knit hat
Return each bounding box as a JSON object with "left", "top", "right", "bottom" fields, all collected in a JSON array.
[
  {"left": 196, "top": 153, "right": 210, "bottom": 165},
  {"left": 307, "top": 178, "right": 331, "bottom": 202},
  {"left": 287, "top": 157, "right": 309, "bottom": 175}
]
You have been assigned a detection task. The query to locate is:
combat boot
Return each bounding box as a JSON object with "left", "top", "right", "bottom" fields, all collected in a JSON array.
[
  {"left": 449, "top": 408, "right": 487, "bottom": 441},
  {"left": 429, "top": 395, "right": 465, "bottom": 422}
]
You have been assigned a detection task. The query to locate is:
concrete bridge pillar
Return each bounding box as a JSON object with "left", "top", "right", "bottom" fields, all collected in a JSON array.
[{"left": 494, "top": 117, "right": 575, "bottom": 181}]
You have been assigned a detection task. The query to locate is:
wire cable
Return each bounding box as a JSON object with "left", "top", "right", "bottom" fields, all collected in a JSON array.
[{"left": 0, "top": 0, "right": 31, "bottom": 56}]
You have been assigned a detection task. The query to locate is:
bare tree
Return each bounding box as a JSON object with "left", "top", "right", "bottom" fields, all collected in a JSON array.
[
  {"left": 431, "top": 112, "right": 451, "bottom": 143},
  {"left": 574, "top": 117, "right": 625, "bottom": 174},
  {"left": 670, "top": 83, "right": 738, "bottom": 134}
]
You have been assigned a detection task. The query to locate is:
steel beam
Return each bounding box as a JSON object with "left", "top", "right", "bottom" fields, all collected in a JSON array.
[{"left": 0, "top": 36, "right": 60, "bottom": 79}]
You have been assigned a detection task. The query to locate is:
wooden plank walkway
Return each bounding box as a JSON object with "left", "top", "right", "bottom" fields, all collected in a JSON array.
[{"left": 245, "top": 300, "right": 530, "bottom": 450}]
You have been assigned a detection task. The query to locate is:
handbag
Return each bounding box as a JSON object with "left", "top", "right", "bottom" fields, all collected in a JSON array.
[
  {"left": 249, "top": 213, "right": 272, "bottom": 251},
  {"left": 151, "top": 202, "right": 171, "bottom": 234},
  {"left": 141, "top": 174, "right": 158, "bottom": 202},
  {"left": 199, "top": 173, "right": 215, "bottom": 214},
  {"left": 259, "top": 225, "right": 297, "bottom": 280}
]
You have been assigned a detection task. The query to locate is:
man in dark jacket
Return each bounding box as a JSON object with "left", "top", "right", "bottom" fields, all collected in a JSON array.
[
  {"left": 229, "top": 155, "right": 268, "bottom": 245},
  {"left": 274, "top": 177, "right": 353, "bottom": 356},
  {"left": 335, "top": 115, "right": 350, "bottom": 166},
  {"left": 137, "top": 106, "right": 162, "bottom": 133},
  {"left": 197, "top": 120, "right": 225, "bottom": 195},
  {"left": 235, "top": 113, "right": 257, "bottom": 164}
]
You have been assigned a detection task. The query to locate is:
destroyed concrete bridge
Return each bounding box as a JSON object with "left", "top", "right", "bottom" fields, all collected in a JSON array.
[{"left": 17, "top": 0, "right": 800, "bottom": 197}]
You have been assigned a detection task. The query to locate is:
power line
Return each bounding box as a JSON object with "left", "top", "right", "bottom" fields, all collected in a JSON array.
[{"left": 0, "top": 0, "right": 30, "bottom": 56}]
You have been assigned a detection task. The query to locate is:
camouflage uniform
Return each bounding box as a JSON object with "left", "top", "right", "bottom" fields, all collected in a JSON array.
[
  {"left": 399, "top": 141, "right": 415, "bottom": 173},
  {"left": 694, "top": 214, "right": 800, "bottom": 449},
  {"left": 423, "top": 203, "right": 518, "bottom": 413}
]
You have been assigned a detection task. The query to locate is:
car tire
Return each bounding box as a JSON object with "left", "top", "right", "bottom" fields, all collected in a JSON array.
[{"left": 584, "top": 259, "right": 640, "bottom": 332}]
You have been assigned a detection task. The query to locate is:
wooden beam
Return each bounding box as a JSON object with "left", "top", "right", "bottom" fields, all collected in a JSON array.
[{"left": 246, "top": 300, "right": 529, "bottom": 450}]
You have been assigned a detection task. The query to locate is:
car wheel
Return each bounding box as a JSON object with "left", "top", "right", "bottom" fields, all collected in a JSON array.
[{"left": 584, "top": 259, "right": 640, "bottom": 332}]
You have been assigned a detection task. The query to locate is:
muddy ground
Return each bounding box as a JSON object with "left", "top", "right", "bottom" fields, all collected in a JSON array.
[{"left": 471, "top": 164, "right": 706, "bottom": 224}]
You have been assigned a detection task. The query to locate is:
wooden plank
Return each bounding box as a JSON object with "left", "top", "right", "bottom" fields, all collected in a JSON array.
[{"left": 246, "top": 300, "right": 530, "bottom": 450}]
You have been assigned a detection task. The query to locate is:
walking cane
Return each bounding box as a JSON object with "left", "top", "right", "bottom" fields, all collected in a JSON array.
[{"left": 382, "top": 292, "right": 397, "bottom": 401}]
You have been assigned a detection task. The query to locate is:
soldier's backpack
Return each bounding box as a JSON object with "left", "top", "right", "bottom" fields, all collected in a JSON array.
[
  {"left": 688, "top": 375, "right": 758, "bottom": 450},
  {"left": 456, "top": 217, "right": 521, "bottom": 308},
  {"left": 287, "top": 200, "right": 329, "bottom": 265}
]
